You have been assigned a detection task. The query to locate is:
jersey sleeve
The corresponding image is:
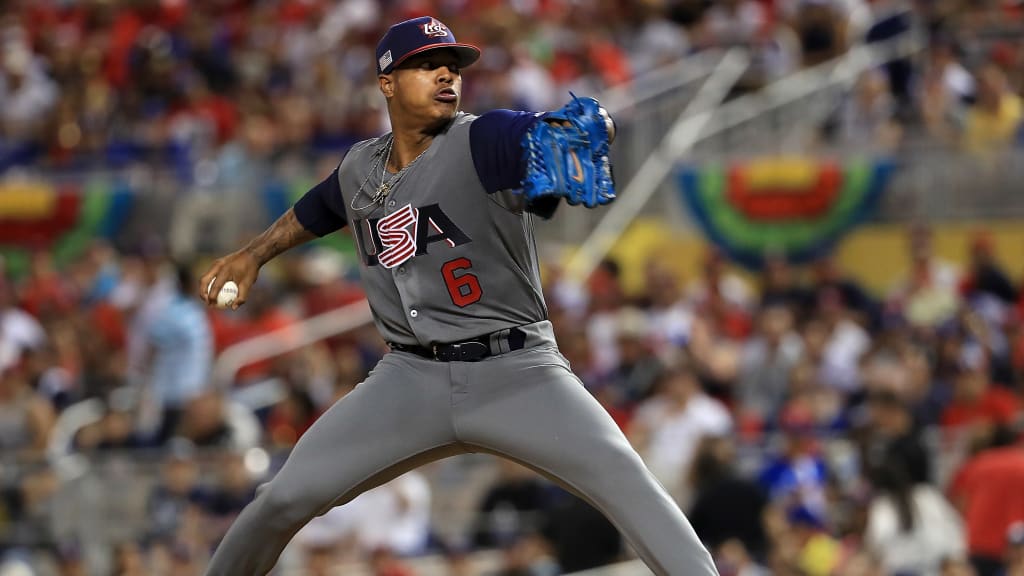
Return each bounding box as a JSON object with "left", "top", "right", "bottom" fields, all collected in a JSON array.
[
  {"left": 470, "top": 109, "right": 563, "bottom": 218},
  {"left": 293, "top": 167, "right": 348, "bottom": 236},
  {"left": 469, "top": 109, "right": 546, "bottom": 194}
]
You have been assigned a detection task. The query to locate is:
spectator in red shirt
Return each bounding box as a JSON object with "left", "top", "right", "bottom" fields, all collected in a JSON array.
[
  {"left": 18, "top": 249, "right": 76, "bottom": 319},
  {"left": 949, "top": 438, "right": 1024, "bottom": 576},
  {"left": 941, "top": 351, "right": 1021, "bottom": 434}
]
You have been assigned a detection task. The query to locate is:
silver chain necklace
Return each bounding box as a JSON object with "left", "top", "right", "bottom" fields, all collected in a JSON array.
[{"left": 350, "top": 135, "right": 429, "bottom": 212}]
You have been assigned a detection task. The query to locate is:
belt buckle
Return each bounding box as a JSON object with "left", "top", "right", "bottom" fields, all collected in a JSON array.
[
  {"left": 461, "top": 341, "right": 488, "bottom": 361},
  {"left": 432, "top": 341, "right": 490, "bottom": 362}
]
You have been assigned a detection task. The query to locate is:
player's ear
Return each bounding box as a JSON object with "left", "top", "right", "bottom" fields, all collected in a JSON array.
[{"left": 379, "top": 74, "right": 394, "bottom": 99}]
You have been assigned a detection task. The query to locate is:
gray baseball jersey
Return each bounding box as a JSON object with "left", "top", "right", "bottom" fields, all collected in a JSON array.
[
  {"left": 338, "top": 112, "right": 546, "bottom": 346},
  {"left": 203, "top": 109, "right": 719, "bottom": 576}
]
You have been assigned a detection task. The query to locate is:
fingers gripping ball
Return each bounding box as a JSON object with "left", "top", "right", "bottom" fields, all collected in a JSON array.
[
  {"left": 207, "top": 279, "right": 239, "bottom": 308},
  {"left": 521, "top": 94, "right": 616, "bottom": 209}
]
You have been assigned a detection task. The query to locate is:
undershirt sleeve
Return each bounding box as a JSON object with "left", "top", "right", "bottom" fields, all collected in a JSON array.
[
  {"left": 293, "top": 167, "right": 348, "bottom": 236},
  {"left": 469, "top": 109, "right": 547, "bottom": 194}
]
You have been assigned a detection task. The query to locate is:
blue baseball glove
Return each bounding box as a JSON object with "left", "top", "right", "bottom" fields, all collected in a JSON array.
[{"left": 521, "top": 95, "right": 616, "bottom": 210}]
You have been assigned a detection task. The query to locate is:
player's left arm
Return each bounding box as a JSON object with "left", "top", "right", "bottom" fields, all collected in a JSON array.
[
  {"left": 469, "top": 110, "right": 546, "bottom": 200},
  {"left": 468, "top": 100, "right": 616, "bottom": 219}
]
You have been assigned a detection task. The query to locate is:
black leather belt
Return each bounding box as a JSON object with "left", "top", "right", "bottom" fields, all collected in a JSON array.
[{"left": 388, "top": 327, "right": 527, "bottom": 362}]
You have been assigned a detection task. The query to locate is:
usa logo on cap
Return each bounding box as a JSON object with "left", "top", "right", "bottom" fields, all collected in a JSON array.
[
  {"left": 375, "top": 16, "right": 481, "bottom": 75},
  {"left": 421, "top": 18, "right": 449, "bottom": 38}
]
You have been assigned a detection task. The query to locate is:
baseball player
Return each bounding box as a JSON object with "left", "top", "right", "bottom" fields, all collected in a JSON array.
[{"left": 199, "top": 16, "right": 717, "bottom": 576}]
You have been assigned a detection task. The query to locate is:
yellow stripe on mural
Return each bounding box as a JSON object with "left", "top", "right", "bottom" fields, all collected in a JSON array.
[
  {"left": 0, "top": 182, "right": 57, "bottom": 219},
  {"left": 744, "top": 157, "right": 819, "bottom": 190}
]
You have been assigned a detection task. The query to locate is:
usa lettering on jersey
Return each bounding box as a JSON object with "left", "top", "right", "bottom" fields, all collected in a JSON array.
[
  {"left": 376, "top": 205, "right": 419, "bottom": 268},
  {"left": 353, "top": 203, "right": 471, "bottom": 268}
]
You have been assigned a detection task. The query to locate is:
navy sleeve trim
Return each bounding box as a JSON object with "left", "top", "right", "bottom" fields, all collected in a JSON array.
[
  {"left": 470, "top": 109, "right": 547, "bottom": 194},
  {"left": 293, "top": 167, "right": 348, "bottom": 236}
]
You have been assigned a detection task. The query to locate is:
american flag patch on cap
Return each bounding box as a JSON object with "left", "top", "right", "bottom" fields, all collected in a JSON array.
[{"left": 378, "top": 50, "right": 393, "bottom": 72}]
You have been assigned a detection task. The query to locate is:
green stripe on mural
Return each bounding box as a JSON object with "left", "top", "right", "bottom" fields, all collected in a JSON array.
[
  {"left": 53, "top": 181, "right": 111, "bottom": 266},
  {"left": 0, "top": 248, "right": 30, "bottom": 278}
]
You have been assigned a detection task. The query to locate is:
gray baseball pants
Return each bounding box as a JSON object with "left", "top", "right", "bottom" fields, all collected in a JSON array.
[{"left": 203, "top": 345, "right": 718, "bottom": 576}]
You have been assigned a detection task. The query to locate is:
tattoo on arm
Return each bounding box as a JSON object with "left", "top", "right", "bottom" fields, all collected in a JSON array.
[{"left": 243, "top": 208, "right": 318, "bottom": 266}]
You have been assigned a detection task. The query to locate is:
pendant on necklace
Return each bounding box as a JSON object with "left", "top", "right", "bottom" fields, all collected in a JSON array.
[{"left": 376, "top": 183, "right": 389, "bottom": 198}]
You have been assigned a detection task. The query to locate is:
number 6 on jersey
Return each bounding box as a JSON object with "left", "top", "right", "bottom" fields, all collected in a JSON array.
[{"left": 441, "top": 258, "right": 482, "bottom": 307}]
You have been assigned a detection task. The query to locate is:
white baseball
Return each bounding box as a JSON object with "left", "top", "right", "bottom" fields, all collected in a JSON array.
[{"left": 208, "top": 278, "right": 239, "bottom": 308}]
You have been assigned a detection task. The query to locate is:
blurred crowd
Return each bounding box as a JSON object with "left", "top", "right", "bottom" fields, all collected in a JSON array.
[
  {"left": 1, "top": 0, "right": 1023, "bottom": 177},
  {"left": 2, "top": 220, "right": 1024, "bottom": 575},
  {"left": 545, "top": 222, "right": 1024, "bottom": 576}
]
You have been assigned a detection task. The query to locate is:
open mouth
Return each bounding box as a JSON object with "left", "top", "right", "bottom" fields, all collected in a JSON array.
[{"left": 435, "top": 88, "right": 458, "bottom": 103}]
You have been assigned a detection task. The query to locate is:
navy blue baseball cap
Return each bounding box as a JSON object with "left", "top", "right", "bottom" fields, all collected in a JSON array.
[{"left": 376, "top": 16, "right": 481, "bottom": 75}]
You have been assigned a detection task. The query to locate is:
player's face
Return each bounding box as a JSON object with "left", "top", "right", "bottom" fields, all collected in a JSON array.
[{"left": 384, "top": 49, "right": 462, "bottom": 129}]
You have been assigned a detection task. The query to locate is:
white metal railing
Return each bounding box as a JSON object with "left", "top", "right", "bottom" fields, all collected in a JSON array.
[
  {"left": 564, "top": 30, "right": 925, "bottom": 283},
  {"left": 603, "top": 49, "right": 731, "bottom": 189},
  {"left": 599, "top": 49, "right": 727, "bottom": 117},
  {"left": 695, "top": 29, "right": 924, "bottom": 157},
  {"left": 564, "top": 47, "right": 750, "bottom": 282},
  {"left": 211, "top": 298, "right": 374, "bottom": 390},
  {"left": 544, "top": 50, "right": 732, "bottom": 244}
]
